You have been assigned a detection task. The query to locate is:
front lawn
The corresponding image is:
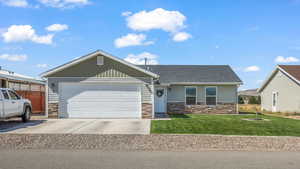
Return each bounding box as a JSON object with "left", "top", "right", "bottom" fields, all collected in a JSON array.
[{"left": 151, "top": 114, "right": 300, "bottom": 136}]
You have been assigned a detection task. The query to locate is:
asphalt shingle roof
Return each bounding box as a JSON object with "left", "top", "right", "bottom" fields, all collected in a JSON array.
[
  {"left": 138, "top": 65, "right": 242, "bottom": 84},
  {"left": 279, "top": 65, "right": 300, "bottom": 82}
]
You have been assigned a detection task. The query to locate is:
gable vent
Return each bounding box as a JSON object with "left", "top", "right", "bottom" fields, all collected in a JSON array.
[{"left": 97, "top": 56, "right": 104, "bottom": 65}]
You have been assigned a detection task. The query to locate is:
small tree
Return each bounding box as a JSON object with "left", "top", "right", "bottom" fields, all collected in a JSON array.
[
  {"left": 257, "top": 96, "right": 261, "bottom": 105},
  {"left": 249, "top": 96, "right": 258, "bottom": 104},
  {"left": 238, "top": 96, "right": 245, "bottom": 104}
]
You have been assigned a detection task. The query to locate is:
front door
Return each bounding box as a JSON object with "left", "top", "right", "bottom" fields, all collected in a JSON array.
[
  {"left": 154, "top": 88, "right": 166, "bottom": 113},
  {"left": 272, "top": 92, "right": 278, "bottom": 112}
]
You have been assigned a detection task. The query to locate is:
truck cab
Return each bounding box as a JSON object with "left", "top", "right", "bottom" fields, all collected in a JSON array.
[{"left": 0, "top": 88, "right": 32, "bottom": 122}]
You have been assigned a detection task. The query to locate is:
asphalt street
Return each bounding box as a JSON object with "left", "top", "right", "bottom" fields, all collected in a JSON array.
[{"left": 0, "top": 150, "right": 299, "bottom": 169}]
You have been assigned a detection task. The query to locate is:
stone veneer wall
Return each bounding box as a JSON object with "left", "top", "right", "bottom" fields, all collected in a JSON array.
[
  {"left": 167, "top": 102, "right": 237, "bottom": 114},
  {"left": 48, "top": 103, "right": 59, "bottom": 118},
  {"left": 142, "top": 103, "right": 153, "bottom": 119}
]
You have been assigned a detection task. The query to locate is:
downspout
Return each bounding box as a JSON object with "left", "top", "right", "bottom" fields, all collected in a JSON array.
[
  {"left": 151, "top": 77, "right": 155, "bottom": 118},
  {"left": 236, "top": 84, "right": 239, "bottom": 114}
]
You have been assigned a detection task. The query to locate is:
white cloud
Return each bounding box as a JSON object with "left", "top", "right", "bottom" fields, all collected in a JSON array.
[
  {"left": 0, "top": 54, "right": 27, "bottom": 61},
  {"left": 124, "top": 8, "right": 191, "bottom": 42},
  {"left": 0, "top": 0, "right": 28, "bottom": 7},
  {"left": 121, "top": 11, "right": 132, "bottom": 17},
  {"left": 172, "top": 32, "right": 191, "bottom": 42},
  {"left": 38, "top": 0, "right": 90, "bottom": 8},
  {"left": 124, "top": 52, "right": 158, "bottom": 65},
  {"left": 275, "top": 56, "right": 299, "bottom": 63},
  {"left": 36, "top": 63, "right": 48, "bottom": 68},
  {"left": 114, "top": 33, "right": 154, "bottom": 48},
  {"left": 2, "top": 25, "right": 54, "bottom": 45},
  {"left": 244, "top": 66, "right": 260, "bottom": 72},
  {"left": 256, "top": 80, "right": 263, "bottom": 84},
  {"left": 32, "top": 34, "right": 54, "bottom": 44},
  {"left": 46, "top": 24, "right": 69, "bottom": 32},
  {"left": 1, "top": 46, "right": 23, "bottom": 50},
  {"left": 126, "top": 8, "right": 186, "bottom": 33}
]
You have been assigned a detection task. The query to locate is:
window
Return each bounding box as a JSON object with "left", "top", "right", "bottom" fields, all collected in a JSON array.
[
  {"left": 272, "top": 92, "right": 278, "bottom": 107},
  {"left": 97, "top": 56, "right": 104, "bottom": 65},
  {"left": 185, "top": 87, "right": 197, "bottom": 105},
  {"left": 206, "top": 87, "right": 217, "bottom": 105},
  {"left": 1, "top": 90, "right": 9, "bottom": 100},
  {"left": 8, "top": 90, "right": 20, "bottom": 100}
]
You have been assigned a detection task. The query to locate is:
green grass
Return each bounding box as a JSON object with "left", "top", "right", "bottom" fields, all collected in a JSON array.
[{"left": 151, "top": 114, "right": 300, "bottom": 136}]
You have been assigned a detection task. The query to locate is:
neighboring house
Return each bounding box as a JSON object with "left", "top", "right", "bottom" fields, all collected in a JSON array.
[
  {"left": 238, "top": 89, "right": 260, "bottom": 104},
  {"left": 0, "top": 68, "right": 45, "bottom": 113},
  {"left": 258, "top": 65, "right": 300, "bottom": 113},
  {"left": 41, "top": 50, "right": 242, "bottom": 119}
]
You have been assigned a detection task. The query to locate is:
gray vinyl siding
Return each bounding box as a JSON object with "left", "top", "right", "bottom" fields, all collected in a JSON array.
[
  {"left": 167, "top": 85, "right": 185, "bottom": 102},
  {"left": 218, "top": 85, "right": 237, "bottom": 103},
  {"left": 166, "top": 85, "right": 237, "bottom": 103},
  {"left": 261, "top": 70, "right": 300, "bottom": 113},
  {"left": 142, "top": 84, "right": 153, "bottom": 103}
]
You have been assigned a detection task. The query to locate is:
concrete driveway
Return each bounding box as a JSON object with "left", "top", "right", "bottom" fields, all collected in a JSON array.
[{"left": 0, "top": 119, "right": 151, "bottom": 134}]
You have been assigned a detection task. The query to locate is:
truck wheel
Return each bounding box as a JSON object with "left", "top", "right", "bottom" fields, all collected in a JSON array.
[{"left": 22, "top": 107, "right": 31, "bottom": 123}]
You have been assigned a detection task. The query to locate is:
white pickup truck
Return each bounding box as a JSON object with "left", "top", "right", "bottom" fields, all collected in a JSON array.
[{"left": 0, "top": 88, "right": 32, "bottom": 122}]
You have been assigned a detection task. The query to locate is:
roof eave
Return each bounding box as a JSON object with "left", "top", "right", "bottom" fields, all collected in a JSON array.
[
  {"left": 159, "top": 82, "right": 243, "bottom": 86},
  {"left": 0, "top": 74, "right": 45, "bottom": 85},
  {"left": 40, "top": 50, "right": 159, "bottom": 78}
]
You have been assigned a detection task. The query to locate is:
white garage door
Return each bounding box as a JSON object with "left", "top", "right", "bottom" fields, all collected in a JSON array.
[{"left": 59, "top": 83, "right": 141, "bottom": 118}]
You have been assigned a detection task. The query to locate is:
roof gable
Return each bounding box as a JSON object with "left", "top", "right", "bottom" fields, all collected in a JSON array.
[
  {"left": 258, "top": 65, "right": 300, "bottom": 92},
  {"left": 41, "top": 50, "right": 159, "bottom": 78},
  {"left": 278, "top": 65, "right": 300, "bottom": 83}
]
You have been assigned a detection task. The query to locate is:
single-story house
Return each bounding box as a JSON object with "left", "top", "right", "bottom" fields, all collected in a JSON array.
[
  {"left": 258, "top": 65, "right": 300, "bottom": 113},
  {"left": 0, "top": 67, "right": 45, "bottom": 113},
  {"left": 41, "top": 50, "right": 242, "bottom": 119}
]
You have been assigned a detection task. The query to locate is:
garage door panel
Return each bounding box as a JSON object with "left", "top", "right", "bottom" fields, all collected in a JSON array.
[
  {"left": 67, "top": 97, "right": 139, "bottom": 101},
  {"left": 68, "top": 104, "right": 140, "bottom": 111},
  {"left": 59, "top": 83, "right": 142, "bottom": 118}
]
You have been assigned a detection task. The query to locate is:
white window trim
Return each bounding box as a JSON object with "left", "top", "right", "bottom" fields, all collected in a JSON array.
[
  {"left": 205, "top": 86, "right": 218, "bottom": 106},
  {"left": 184, "top": 86, "right": 197, "bottom": 105}
]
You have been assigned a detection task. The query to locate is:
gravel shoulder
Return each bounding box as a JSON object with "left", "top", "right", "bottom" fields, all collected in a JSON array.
[{"left": 0, "top": 134, "right": 300, "bottom": 152}]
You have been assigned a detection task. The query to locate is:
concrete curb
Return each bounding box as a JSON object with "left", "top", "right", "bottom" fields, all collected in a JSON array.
[{"left": 0, "top": 134, "right": 300, "bottom": 151}]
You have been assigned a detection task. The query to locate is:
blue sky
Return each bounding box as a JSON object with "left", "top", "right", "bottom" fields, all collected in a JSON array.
[{"left": 1, "top": 0, "right": 300, "bottom": 90}]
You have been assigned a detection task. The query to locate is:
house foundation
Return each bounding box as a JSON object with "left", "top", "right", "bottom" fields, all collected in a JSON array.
[{"left": 167, "top": 102, "right": 237, "bottom": 114}]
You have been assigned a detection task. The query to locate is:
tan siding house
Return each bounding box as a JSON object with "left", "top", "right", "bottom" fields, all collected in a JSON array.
[{"left": 258, "top": 65, "right": 300, "bottom": 113}]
